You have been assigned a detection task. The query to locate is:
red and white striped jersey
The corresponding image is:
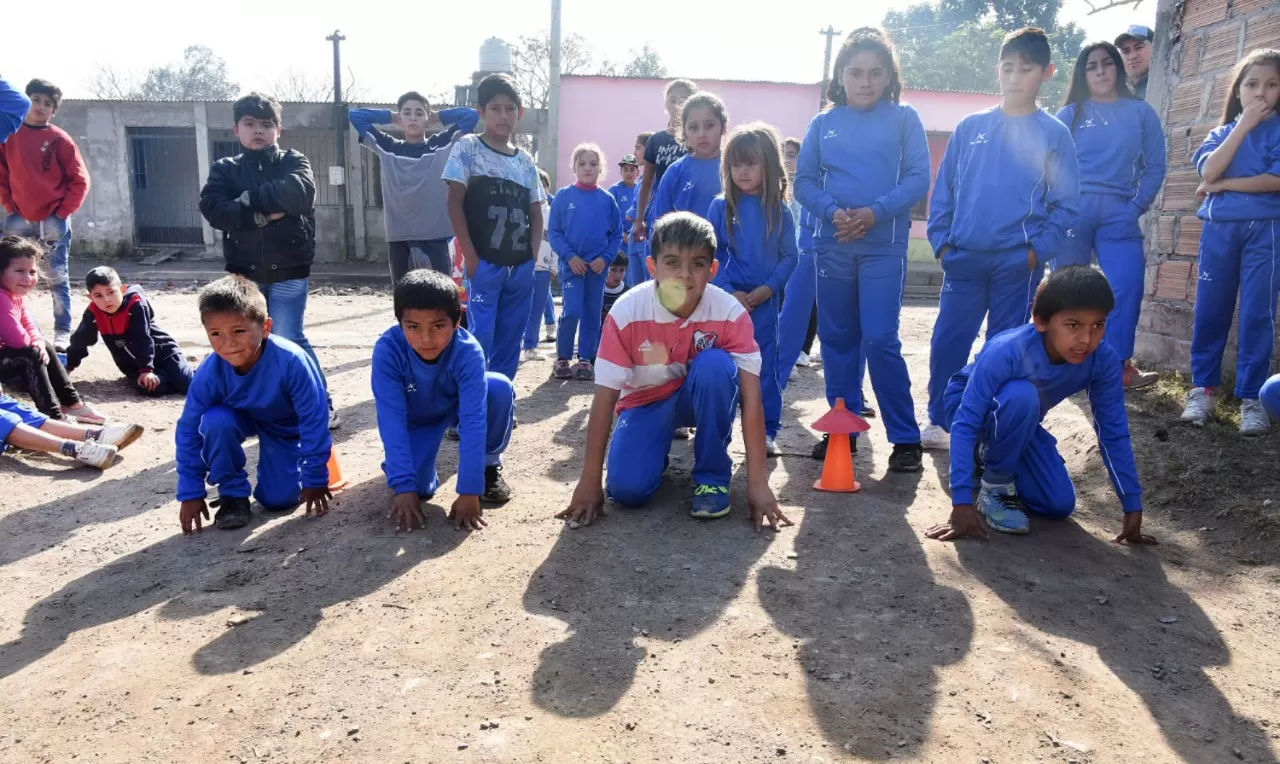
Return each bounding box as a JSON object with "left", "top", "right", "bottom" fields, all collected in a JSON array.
[{"left": 595, "top": 280, "right": 761, "bottom": 411}]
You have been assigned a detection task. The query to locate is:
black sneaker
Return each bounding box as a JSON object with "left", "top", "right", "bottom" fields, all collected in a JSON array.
[
  {"left": 888, "top": 443, "right": 924, "bottom": 473},
  {"left": 445, "top": 425, "right": 460, "bottom": 441},
  {"left": 482, "top": 465, "right": 513, "bottom": 504},
  {"left": 860, "top": 403, "right": 877, "bottom": 418},
  {"left": 212, "top": 496, "right": 253, "bottom": 530},
  {"left": 810, "top": 434, "right": 857, "bottom": 460}
]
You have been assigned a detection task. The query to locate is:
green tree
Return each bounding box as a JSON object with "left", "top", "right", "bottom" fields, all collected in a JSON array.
[{"left": 621, "top": 45, "right": 668, "bottom": 78}]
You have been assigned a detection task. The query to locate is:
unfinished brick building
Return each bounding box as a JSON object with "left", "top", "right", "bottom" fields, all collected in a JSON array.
[{"left": 1137, "top": 0, "right": 1280, "bottom": 373}]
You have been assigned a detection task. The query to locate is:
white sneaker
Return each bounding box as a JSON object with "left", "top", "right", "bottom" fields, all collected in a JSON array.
[
  {"left": 1180, "top": 387, "right": 1213, "bottom": 426},
  {"left": 920, "top": 424, "right": 950, "bottom": 451},
  {"left": 1240, "top": 399, "right": 1271, "bottom": 436},
  {"left": 765, "top": 436, "right": 780, "bottom": 457},
  {"left": 64, "top": 402, "right": 105, "bottom": 425},
  {"left": 673, "top": 426, "right": 691, "bottom": 440},
  {"left": 328, "top": 399, "right": 342, "bottom": 431},
  {"left": 98, "top": 422, "right": 144, "bottom": 451},
  {"left": 522, "top": 348, "right": 541, "bottom": 362},
  {"left": 54, "top": 331, "right": 71, "bottom": 352},
  {"left": 795, "top": 352, "right": 811, "bottom": 368},
  {"left": 75, "top": 440, "right": 118, "bottom": 469}
]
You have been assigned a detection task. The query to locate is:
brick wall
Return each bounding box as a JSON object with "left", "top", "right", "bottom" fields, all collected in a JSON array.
[{"left": 1136, "top": 0, "right": 1280, "bottom": 370}]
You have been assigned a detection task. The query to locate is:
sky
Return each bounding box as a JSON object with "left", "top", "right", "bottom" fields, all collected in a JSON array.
[{"left": 6, "top": 0, "right": 1156, "bottom": 102}]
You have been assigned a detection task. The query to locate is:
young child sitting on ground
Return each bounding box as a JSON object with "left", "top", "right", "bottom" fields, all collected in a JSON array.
[
  {"left": 65, "top": 266, "right": 193, "bottom": 396},
  {"left": 175, "top": 275, "right": 332, "bottom": 533},
  {"left": 601, "top": 253, "right": 630, "bottom": 324},
  {"left": 372, "top": 270, "right": 515, "bottom": 533},
  {"left": 0, "top": 235, "right": 104, "bottom": 422},
  {"left": 1, "top": 385, "right": 142, "bottom": 469},
  {"left": 558, "top": 212, "right": 792, "bottom": 530},
  {"left": 925, "top": 265, "right": 1152, "bottom": 543}
]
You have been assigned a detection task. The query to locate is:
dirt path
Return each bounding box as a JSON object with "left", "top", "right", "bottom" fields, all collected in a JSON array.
[{"left": 0, "top": 289, "right": 1277, "bottom": 763}]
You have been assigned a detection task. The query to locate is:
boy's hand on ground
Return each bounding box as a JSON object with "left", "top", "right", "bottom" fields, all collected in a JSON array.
[
  {"left": 389, "top": 492, "right": 427, "bottom": 532},
  {"left": 568, "top": 256, "right": 588, "bottom": 276},
  {"left": 1113, "top": 511, "right": 1158, "bottom": 545},
  {"left": 449, "top": 495, "right": 487, "bottom": 531},
  {"left": 589, "top": 258, "right": 607, "bottom": 274},
  {"left": 747, "top": 483, "right": 792, "bottom": 532},
  {"left": 138, "top": 372, "right": 160, "bottom": 392},
  {"left": 556, "top": 481, "right": 606, "bottom": 527},
  {"left": 180, "top": 499, "right": 210, "bottom": 534},
  {"left": 925, "top": 504, "right": 989, "bottom": 541},
  {"left": 745, "top": 286, "right": 772, "bottom": 308},
  {"left": 301, "top": 487, "right": 333, "bottom": 517}
]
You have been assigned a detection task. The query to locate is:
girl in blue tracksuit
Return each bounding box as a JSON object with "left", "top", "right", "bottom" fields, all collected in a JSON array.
[
  {"left": 650, "top": 92, "right": 728, "bottom": 225},
  {"left": 709, "top": 123, "right": 798, "bottom": 454},
  {"left": 523, "top": 173, "right": 557, "bottom": 358},
  {"left": 794, "top": 27, "right": 931, "bottom": 473},
  {"left": 1056, "top": 42, "right": 1167, "bottom": 389},
  {"left": 547, "top": 144, "right": 623, "bottom": 382},
  {"left": 1181, "top": 50, "right": 1280, "bottom": 436}
]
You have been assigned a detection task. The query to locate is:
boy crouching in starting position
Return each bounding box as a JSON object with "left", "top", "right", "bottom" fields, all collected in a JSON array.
[
  {"left": 372, "top": 269, "right": 515, "bottom": 533},
  {"left": 559, "top": 211, "right": 792, "bottom": 531},
  {"left": 176, "top": 275, "right": 332, "bottom": 533}
]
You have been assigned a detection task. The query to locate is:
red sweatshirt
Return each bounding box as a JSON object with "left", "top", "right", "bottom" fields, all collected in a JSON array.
[{"left": 0, "top": 123, "right": 90, "bottom": 221}]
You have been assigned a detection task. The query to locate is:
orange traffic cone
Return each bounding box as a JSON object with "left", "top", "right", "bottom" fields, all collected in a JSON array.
[
  {"left": 326, "top": 448, "right": 348, "bottom": 491},
  {"left": 812, "top": 397, "right": 871, "bottom": 493}
]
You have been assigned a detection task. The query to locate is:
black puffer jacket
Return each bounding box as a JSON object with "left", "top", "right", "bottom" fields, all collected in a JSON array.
[{"left": 198, "top": 145, "right": 317, "bottom": 283}]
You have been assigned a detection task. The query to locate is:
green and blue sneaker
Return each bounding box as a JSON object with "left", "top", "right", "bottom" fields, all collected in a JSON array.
[
  {"left": 977, "top": 481, "right": 1030, "bottom": 535},
  {"left": 691, "top": 484, "right": 731, "bottom": 519}
]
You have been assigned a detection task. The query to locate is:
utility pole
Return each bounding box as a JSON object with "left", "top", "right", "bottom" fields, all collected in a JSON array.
[
  {"left": 819, "top": 25, "right": 842, "bottom": 109},
  {"left": 547, "top": 0, "right": 563, "bottom": 189},
  {"left": 326, "top": 29, "right": 352, "bottom": 261}
]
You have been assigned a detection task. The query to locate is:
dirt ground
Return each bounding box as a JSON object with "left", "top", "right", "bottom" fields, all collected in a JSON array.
[{"left": 1, "top": 284, "right": 1278, "bottom": 764}]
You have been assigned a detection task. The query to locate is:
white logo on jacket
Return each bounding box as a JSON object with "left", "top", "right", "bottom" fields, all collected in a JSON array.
[
  {"left": 969, "top": 133, "right": 988, "bottom": 145},
  {"left": 692, "top": 331, "right": 717, "bottom": 352},
  {"left": 638, "top": 339, "right": 653, "bottom": 352},
  {"left": 824, "top": 129, "right": 838, "bottom": 140}
]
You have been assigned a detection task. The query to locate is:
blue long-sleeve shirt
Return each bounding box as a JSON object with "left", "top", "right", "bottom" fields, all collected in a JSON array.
[
  {"left": 708, "top": 194, "right": 798, "bottom": 295},
  {"left": 175, "top": 336, "right": 331, "bottom": 501},
  {"left": 548, "top": 183, "right": 623, "bottom": 273},
  {"left": 0, "top": 79, "right": 30, "bottom": 143},
  {"left": 1194, "top": 114, "right": 1280, "bottom": 222},
  {"left": 371, "top": 325, "right": 490, "bottom": 497},
  {"left": 1056, "top": 98, "right": 1166, "bottom": 212},
  {"left": 947, "top": 323, "right": 1142, "bottom": 513},
  {"left": 650, "top": 154, "right": 722, "bottom": 222},
  {"left": 794, "top": 102, "right": 931, "bottom": 257},
  {"left": 608, "top": 181, "right": 638, "bottom": 237},
  {"left": 348, "top": 107, "right": 480, "bottom": 159},
  {"left": 927, "top": 107, "right": 1080, "bottom": 259}
]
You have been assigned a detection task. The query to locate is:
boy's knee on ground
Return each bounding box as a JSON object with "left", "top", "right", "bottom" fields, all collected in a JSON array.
[{"left": 606, "top": 477, "right": 660, "bottom": 509}]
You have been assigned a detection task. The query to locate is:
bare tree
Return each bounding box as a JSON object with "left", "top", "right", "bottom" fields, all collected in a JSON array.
[
  {"left": 510, "top": 32, "right": 598, "bottom": 110},
  {"left": 268, "top": 67, "right": 369, "bottom": 103},
  {"left": 85, "top": 46, "right": 238, "bottom": 100},
  {"left": 86, "top": 66, "right": 138, "bottom": 100},
  {"left": 1081, "top": 0, "right": 1145, "bottom": 11}
]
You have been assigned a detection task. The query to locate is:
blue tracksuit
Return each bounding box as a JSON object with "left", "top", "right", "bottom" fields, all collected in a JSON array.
[
  {"left": 548, "top": 184, "right": 623, "bottom": 362},
  {"left": 650, "top": 154, "right": 722, "bottom": 222},
  {"left": 1191, "top": 115, "right": 1280, "bottom": 399},
  {"left": 175, "top": 335, "right": 331, "bottom": 508},
  {"left": 926, "top": 106, "right": 1081, "bottom": 427},
  {"left": 944, "top": 324, "right": 1142, "bottom": 517},
  {"left": 609, "top": 181, "right": 638, "bottom": 240},
  {"left": 795, "top": 102, "right": 931, "bottom": 444},
  {"left": 371, "top": 325, "right": 514, "bottom": 497},
  {"left": 1055, "top": 98, "right": 1167, "bottom": 361},
  {"left": 0, "top": 391, "right": 46, "bottom": 454},
  {"left": 710, "top": 194, "right": 798, "bottom": 439},
  {"left": 625, "top": 196, "right": 651, "bottom": 287},
  {"left": 0, "top": 79, "right": 30, "bottom": 143},
  {"left": 778, "top": 206, "right": 817, "bottom": 385}
]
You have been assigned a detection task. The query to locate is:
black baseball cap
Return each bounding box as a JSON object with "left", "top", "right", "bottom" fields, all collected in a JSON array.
[
  {"left": 619, "top": 154, "right": 639, "bottom": 167},
  {"left": 1115, "top": 24, "right": 1154, "bottom": 46}
]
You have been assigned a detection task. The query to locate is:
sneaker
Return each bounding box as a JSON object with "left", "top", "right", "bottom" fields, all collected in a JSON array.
[
  {"left": 445, "top": 425, "right": 460, "bottom": 441},
  {"left": 574, "top": 359, "right": 595, "bottom": 381},
  {"left": 482, "top": 464, "right": 513, "bottom": 504},
  {"left": 54, "top": 331, "right": 70, "bottom": 353},
  {"left": 542, "top": 324, "right": 556, "bottom": 343},
  {"left": 920, "top": 424, "right": 950, "bottom": 451},
  {"left": 860, "top": 399, "right": 877, "bottom": 419},
  {"left": 212, "top": 496, "right": 253, "bottom": 530},
  {"left": 1123, "top": 361, "right": 1159, "bottom": 390},
  {"left": 328, "top": 399, "right": 342, "bottom": 431},
  {"left": 795, "top": 351, "right": 811, "bottom": 368},
  {"left": 673, "top": 426, "right": 692, "bottom": 440},
  {"left": 810, "top": 433, "right": 856, "bottom": 460},
  {"left": 553, "top": 359, "right": 574, "bottom": 380},
  {"left": 977, "top": 481, "right": 1030, "bottom": 535},
  {"left": 765, "top": 436, "right": 780, "bottom": 457},
  {"left": 97, "top": 422, "right": 144, "bottom": 451},
  {"left": 522, "top": 348, "right": 541, "bottom": 362},
  {"left": 1240, "top": 399, "right": 1271, "bottom": 436},
  {"left": 64, "top": 402, "right": 105, "bottom": 425},
  {"left": 888, "top": 443, "right": 923, "bottom": 473},
  {"left": 74, "top": 440, "right": 118, "bottom": 470},
  {"left": 1181, "top": 387, "right": 1213, "bottom": 426},
  {"left": 690, "top": 484, "right": 731, "bottom": 519}
]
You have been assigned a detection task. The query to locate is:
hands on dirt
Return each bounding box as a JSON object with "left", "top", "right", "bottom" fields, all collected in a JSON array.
[
  {"left": 1114, "top": 511, "right": 1158, "bottom": 545},
  {"left": 180, "top": 498, "right": 210, "bottom": 534},
  {"left": 449, "top": 495, "right": 487, "bottom": 531},
  {"left": 556, "top": 480, "right": 792, "bottom": 533},
  {"left": 925, "top": 504, "right": 989, "bottom": 542}
]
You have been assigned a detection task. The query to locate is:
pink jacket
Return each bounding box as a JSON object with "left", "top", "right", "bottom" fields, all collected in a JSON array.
[{"left": 0, "top": 289, "right": 40, "bottom": 349}]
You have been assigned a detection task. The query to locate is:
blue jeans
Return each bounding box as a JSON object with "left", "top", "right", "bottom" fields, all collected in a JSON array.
[
  {"left": 5, "top": 214, "right": 72, "bottom": 335},
  {"left": 255, "top": 278, "right": 327, "bottom": 389}
]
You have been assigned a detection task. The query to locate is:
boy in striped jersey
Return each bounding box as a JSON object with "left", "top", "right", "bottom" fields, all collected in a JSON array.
[{"left": 557, "top": 212, "right": 791, "bottom": 531}]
